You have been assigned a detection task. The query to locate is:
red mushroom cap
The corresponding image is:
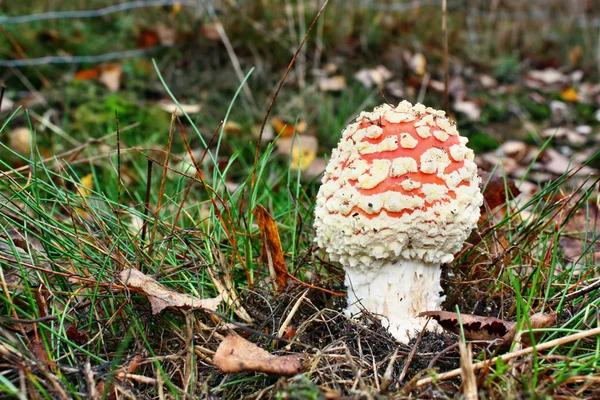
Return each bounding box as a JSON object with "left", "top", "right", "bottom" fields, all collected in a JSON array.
[{"left": 314, "top": 101, "right": 482, "bottom": 269}]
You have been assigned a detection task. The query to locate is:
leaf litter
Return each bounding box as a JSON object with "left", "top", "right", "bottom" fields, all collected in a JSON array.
[
  {"left": 253, "top": 205, "right": 288, "bottom": 292},
  {"left": 419, "top": 311, "right": 557, "bottom": 348},
  {"left": 119, "top": 268, "right": 222, "bottom": 314},
  {"left": 213, "top": 334, "right": 302, "bottom": 376}
]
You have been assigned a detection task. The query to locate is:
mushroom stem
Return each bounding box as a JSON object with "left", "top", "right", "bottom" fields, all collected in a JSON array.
[{"left": 344, "top": 260, "right": 444, "bottom": 343}]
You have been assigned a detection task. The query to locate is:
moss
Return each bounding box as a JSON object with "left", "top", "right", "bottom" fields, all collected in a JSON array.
[{"left": 467, "top": 131, "right": 500, "bottom": 153}]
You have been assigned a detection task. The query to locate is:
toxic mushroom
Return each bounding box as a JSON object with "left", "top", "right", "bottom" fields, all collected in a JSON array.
[{"left": 314, "top": 100, "right": 483, "bottom": 343}]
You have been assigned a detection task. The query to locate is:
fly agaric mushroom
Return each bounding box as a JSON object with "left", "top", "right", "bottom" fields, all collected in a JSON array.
[{"left": 314, "top": 100, "right": 483, "bottom": 343}]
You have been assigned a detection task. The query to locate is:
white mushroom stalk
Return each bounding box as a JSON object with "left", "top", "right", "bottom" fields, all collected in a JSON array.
[{"left": 314, "top": 101, "right": 483, "bottom": 343}]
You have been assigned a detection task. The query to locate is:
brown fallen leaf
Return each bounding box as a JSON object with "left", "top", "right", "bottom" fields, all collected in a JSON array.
[
  {"left": 213, "top": 334, "right": 302, "bottom": 376},
  {"left": 66, "top": 324, "right": 88, "bottom": 345},
  {"left": 253, "top": 205, "right": 287, "bottom": 292},
  {"left": 479, "top": 170, "right": 520, "bottom": 214},
  {"left": 271, "top": 117, "right": 307, "bottom": 137},
  {"left": 569, "top": 45, "right": 584, "bottom": 66},
  {"left": 136, "top": 29, "right": 160, "bottom": 48},
  {"left": 120, "top": 268, "right": 222, "bottom": 314},
  {"left": 29, "top": 328, "right": 53, "bottom": 368},
  {"left": 558, "top": 201, "right": 600, "bottom": 263},
  {"left": 223, "top": 120, "right": 243, "bottom": 135},
  {"left": 74, "top": 67, "right": 100, "bottom": 81},
  {"left": 419, "top": 311, "right": 556, "bottom": 347}
]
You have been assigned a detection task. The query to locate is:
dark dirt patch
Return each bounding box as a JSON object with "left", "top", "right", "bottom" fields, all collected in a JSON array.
[{"left": 236, "top": 280, "right": 463, "bottom": 397}]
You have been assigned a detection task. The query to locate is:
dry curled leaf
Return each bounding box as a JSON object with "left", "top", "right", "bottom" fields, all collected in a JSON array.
[
  {"left": 136, "top": 29, "right": 160, "bottom": 49},
  {"left": 66, "top": 325, "right": 88, "bottom": 345},
  {"left": 253, "top": 205, "right": 287, "bottom": 292},
  {"left": 559, "top": 201, "right": 600, "bottom": 263},
  {"left": 419, "top": 311, "right": 556, "bottom": 347},
  {"left": 120, "top": 268, "right": 222, "bottom": 314},
  {"left": 213, "top": 334, "right": 302, "bottom": 376},
  {"left": 479, "top": 170, "right": 520, "bottom": 212}
]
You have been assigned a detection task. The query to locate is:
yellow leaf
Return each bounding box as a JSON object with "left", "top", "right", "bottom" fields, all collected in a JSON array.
[
  {"left": 569, "top": 46, "right": 583, "bottom": 66},
  {"left": 224, "top": 120, "right": 243, "bottom": 135},
  {"left": 276, "top": 136, "right": 318, "bottom": 172},
  {"left": 561, "top": 87, "right": 578, "bottom": 102},
  {"left": 170, "top": 1, "right": 182, "bottom": 17},
  {"left": 290, "top": 146, "right": 317, "bottom": 171},
  {"left": 78, "top": 174, "right": 94, "bottom": 198}
]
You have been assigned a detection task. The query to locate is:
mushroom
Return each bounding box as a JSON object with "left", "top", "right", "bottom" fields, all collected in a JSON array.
[{"left": 314, "top": 101, "right": 483, "bottom": 343}]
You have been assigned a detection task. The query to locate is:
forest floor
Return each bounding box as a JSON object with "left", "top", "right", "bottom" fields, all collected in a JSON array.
[{"left": 1, "top": 1, "right": 600, "bottom": 398}]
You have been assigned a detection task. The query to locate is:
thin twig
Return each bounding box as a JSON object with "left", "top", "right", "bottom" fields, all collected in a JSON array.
[
  {"left": 115, "top": 110, "right": 121, "bottom": 206},
  {"left": 251, "top": 0, "right": 330, "bottom": 188},
  {"left": 140, "top": 159, "right": 153, "bottom": 245},
  {"left": 0, "top": 85, "right": 5, "bottom": 113},
  {"left": 0, "top": 315, "right": 58, "bottom": 324},
  {"left": 381, "top": 347, "right": 400, "bottom": 393},
  {"left": 399, "top": 318, "right": 430, "bottom": 382},
  {"left": 416, "top": 326, "right": 600, "bottom": 387},
  {"left": 554, "top": 278, "right": 600, "bottom": 303},
  {"left": 275, "top": 289, "right": 309, "bottom": 346},
  {"left": 148, "top": 113, "right": 176, "bottom": 257}
]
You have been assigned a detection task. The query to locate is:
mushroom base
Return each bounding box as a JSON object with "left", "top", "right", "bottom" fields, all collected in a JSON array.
[{"left": 344, "top": 260, "right": 444, "bottom": 344}]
